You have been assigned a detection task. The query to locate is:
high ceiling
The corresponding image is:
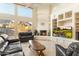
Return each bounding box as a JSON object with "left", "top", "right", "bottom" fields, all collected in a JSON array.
[{"left": 15, "top": 3, "right": 59, "bottom": 9}]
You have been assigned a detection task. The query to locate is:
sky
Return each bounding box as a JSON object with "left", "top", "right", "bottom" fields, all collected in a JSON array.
[
  {"left": 0, "top": 3, "right": 32, "bottom": 18},
  {"left": 17, "top": 6, "right": 32, "bottom": 18}
]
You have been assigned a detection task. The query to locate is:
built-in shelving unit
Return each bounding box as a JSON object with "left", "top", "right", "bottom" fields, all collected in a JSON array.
[
  {"left": 75, "top": 13, "right": 79, "bottom": 32},
  {"left": 75, "top": 12, "right": 79, "bottom": 40},
  {"left": 52, "top": 11, "right": 73, "bottom": 39},
  {"left": 57, "top": 11, "right": 72, "bottom": 29},
  {"left": 51, "top": 4, "right": 79, "bottom": 46},
  {"left": 56, "top": 11, "right": 79, "bottom": 40},
  {"left": 52, "top": 19, "right": 57, "bottom": 29}
]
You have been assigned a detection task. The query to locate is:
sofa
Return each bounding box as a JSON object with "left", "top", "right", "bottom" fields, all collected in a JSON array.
[
  {"left": 18, "top": 32, "right": 34, "bottom": 42},
  {"left": 0, "top": 34, "right": 24, "bottom": 56},
  {"left": 56, "top": 42, "right": 79, "bottom": 56}
]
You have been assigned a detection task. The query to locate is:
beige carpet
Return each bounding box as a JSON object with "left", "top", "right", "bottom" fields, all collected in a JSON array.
[{"left": 21, "top": 39, "right": 56, "bottom": 56}]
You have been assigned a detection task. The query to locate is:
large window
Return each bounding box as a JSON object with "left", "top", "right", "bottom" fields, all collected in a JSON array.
[
  {"left": 17, "top": 6, "right": 32, "bottom": 18},
  {"left": 0, "top": 3, "right": 32, "bottom": 36},
  {"left": 0, "top": 3, "right": 15, "bottom": 15}
]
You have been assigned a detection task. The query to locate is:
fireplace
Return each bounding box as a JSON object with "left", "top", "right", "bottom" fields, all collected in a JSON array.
[{"left": 40, "top": 30, "right": 47, "bottom": 36}]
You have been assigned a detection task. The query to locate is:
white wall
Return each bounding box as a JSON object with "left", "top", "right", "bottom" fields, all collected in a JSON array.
[
  {"left": 36, "top": 6, "right": 50, "bottom": 32},
  {"left": 32, "top": 8, "right": 38, "bottom": 31}
]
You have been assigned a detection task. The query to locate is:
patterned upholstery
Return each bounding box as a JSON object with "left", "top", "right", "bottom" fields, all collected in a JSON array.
[
  {"left": 0, "top": 35, "right": 24, "bottom": 56},
  {"left": 56, "top": 42, "right": 79, "bottom": 56}
]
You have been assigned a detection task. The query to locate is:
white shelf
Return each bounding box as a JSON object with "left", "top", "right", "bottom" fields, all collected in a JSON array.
[
  {"left": 58, "top": 18, "right": 72, "bottom": 22},
  {"left": 57, "top": 19, "right": 64, "bottom": 22},
  {"left": 65, "top": 17, "right": 72, "bottom": 20}
]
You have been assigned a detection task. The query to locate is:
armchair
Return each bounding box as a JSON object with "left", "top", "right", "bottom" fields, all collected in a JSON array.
[
  {"left": 56, "top": 42, "right": 79, "bottom": 56},
  {"left": 18, "top": 32, "right": 34, "bottom": 42},
  {"left": 0, "top": 34, "right": 24, "bottom": 56}
]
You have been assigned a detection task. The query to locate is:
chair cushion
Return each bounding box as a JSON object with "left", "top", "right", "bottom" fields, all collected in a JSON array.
[
  {"left": 8, "top": 41, "right": 21, "bottom": 50},
  {"left": 66, "top": 46, "right": 73, "bottom": 56},
  {"left": 2, "top": 41, "right": 22, "bottom": 55},
  {"left": 20, "top": 35, "right": 33, "bottom": 39},
  {"left": 0, "top": 34, "right": 8, "bottom": 40},
  {"left": 19, "top": 32, "right": 32, "bottom": 36},
  {"left": 56, "top": 44, "right": 67, "bottom": 56},
  {"left": 66, "top": 42, "right": 79, "bottom": 56},
  {"left": 0, "top": 37, "right": 4, "bottom": 44},
  {"left": 0, "top": 41, "right": 8, "bottom": 52},
  {"left": 0, "top": 36, "right": 9, "bottom": 52}
]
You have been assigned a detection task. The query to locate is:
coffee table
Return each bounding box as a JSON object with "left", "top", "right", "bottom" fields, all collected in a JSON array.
[{"left": 29, "top": 40, "right": 46, "bottom": 56}]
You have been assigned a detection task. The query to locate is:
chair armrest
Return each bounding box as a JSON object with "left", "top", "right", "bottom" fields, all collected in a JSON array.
[
  {"left": 7, "top": 39, "right": 19, "bottom": 43},
  {"left": 0, "top": 36, "right": 19, "bottom": 43},
  {"left": 56, "top": 44, "right": 67, "bottom": 56}
]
